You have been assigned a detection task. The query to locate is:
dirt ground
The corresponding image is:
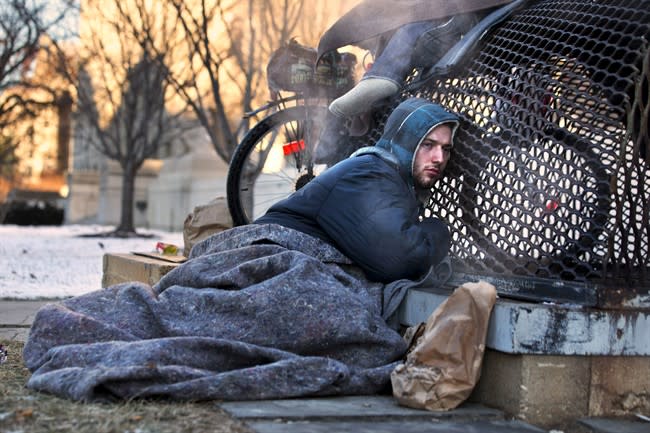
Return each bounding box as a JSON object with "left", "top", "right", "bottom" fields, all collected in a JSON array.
[{"left": 0, "top": 340, "right": 254, "bottom": 433}]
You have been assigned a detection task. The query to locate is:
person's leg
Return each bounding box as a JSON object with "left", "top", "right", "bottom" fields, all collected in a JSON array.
[
  {"left": 364, "top": 21, "right": 437, "bottom": 83},
  {"left": 410, "top": 12, "right": 481, "bottom": 69},
  {"left": 329, "top": 21, "right": 436, "bottom": 118},
  {"left": 317, "top": 22, "right": 439, "bottom": 164}
]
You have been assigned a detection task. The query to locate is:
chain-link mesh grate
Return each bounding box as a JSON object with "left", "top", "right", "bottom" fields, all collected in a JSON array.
[{"left": 366, "top": 0, "right": 650, "bottom": 305}]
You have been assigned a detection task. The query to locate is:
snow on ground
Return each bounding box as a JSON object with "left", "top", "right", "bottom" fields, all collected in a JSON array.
[{"left": 0, "top": 224, "right": 183, "bottom": 300}]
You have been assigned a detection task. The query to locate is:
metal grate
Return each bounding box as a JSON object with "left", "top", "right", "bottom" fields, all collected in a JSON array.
[{"left": 367, "top": 0, "right": 650, "bottom": 306}]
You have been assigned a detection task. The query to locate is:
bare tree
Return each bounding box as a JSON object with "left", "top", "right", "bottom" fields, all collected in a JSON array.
[
  {"left": 296, "top": 0, "right": 353, "bottom": 48},
  {"left": 156, "top": 0, "right": 307, "bottom": 164},
  {"left": 59, "top": 0, "right": 190, "bottom": 236},
  {"left": 159, "top": 0, "right": 359, "bottom": 165},
  {"left": 0, "top": 0, "right": 72, "bottom": 174}
]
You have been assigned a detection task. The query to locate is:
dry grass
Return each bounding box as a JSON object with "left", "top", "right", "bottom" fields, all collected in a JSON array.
[{"left": 0, "top": 340, "right": 254, "bottom": 433}]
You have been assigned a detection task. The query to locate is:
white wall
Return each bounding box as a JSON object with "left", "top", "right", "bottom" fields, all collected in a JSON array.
[
  {"left": 65, "top": 170, "right": 100, "bottom": 224},
  {"left": 146, "top": 146, "right": 229, "bottom": 231},
  {"left": 96, "top": 159, "right": 163, "bottom": 228}
]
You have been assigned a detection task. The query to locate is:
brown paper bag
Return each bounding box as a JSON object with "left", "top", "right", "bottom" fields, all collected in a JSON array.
[
  {"left": 391, "top": 281, "right": 497, "bottom": 411},
  {"left": 183, "top": 197, "right": 233, "bottom": 256}
]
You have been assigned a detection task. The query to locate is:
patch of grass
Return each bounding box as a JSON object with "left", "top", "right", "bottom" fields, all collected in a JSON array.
[{"left": 0, "top": 340, "right": 254, "bottom": 433}]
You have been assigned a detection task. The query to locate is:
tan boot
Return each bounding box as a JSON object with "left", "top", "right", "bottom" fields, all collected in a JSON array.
[{"left": 329, "top": 77, "right": 400, "bottom": 117}]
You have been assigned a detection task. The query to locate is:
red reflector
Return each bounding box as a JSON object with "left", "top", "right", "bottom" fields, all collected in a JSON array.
[
  {"left": 545, "top": 200, "right": 559, "bottom": 212},
  {"left": 283, "top": 140, "right": 305, "bottom": 155}
]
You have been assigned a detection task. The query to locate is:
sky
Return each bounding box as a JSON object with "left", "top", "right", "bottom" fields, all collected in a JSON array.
[{"left": 0, "top": 224, "right": 183, "bottom": 299}]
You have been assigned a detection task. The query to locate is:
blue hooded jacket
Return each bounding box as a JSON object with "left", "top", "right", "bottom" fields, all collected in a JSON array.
[{"left": 255, "top": 97, "right": 458, "bottom": 283}]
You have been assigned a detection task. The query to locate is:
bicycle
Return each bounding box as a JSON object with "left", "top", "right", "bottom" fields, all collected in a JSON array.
[
  {"left": 225, "top": 38, "right": 371, "bottom": 226},
  {"left": 226, "top": 0, "right": 649, "bottom": 293}
]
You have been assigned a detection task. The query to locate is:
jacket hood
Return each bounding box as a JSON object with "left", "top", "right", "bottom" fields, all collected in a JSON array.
[{"left": 374, "top": 98, "right": 459, "bottom": 189}]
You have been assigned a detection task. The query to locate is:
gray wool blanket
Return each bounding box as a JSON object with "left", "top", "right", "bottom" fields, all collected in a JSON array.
[{"left": 22, "top": 224, "right": 430, "bottom": 402}]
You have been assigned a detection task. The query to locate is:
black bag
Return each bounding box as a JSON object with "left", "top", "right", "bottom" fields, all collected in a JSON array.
[
  {"left": 267, "top": 39, "right": 317, "bottom": 94},
  {"left": 314, "top": 50, "right": 357, "bottom": 97},
  {"left": 267, "top": 38, "right": 356, "bottom": 98}
]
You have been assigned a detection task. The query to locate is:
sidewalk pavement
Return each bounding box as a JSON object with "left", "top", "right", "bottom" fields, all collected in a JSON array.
[
  {"left": 219, "top": 396, "right": 547, "bottom": 433},
  {"left": 0, "top": 299, "right": 50, "bottom": 342}
]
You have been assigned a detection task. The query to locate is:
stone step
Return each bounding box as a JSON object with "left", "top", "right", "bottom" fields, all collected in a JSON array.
[
  {"left": 400, "top": 286, "right": 650, "bottom": 429},
  {"left": 218, "top": 395, "right": 545, "bottom": 433},
  {"left": 245, "top": 419, "right": 547, "bottom": 433},
  {"left": 220, "top": 395, "right": 502, "bottom": 422},
  {"left": 579, "top": 416, "right": 650, "bottom": 433}
]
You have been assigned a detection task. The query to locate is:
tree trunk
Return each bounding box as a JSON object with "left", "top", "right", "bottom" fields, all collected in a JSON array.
[
  {"left": 116, "top": 162, "right": 137, "bottom": 235},
  {"left": 56, "top": 91, "right": 73, "bottom": 173}
]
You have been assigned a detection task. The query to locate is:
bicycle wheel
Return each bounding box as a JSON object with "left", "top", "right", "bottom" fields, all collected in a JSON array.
[
  {"left": 227, "top": 105, "right": 329, "bottom": 226},
  {"left": 467, "top": 129, "right": 611, "bottom": 279}
]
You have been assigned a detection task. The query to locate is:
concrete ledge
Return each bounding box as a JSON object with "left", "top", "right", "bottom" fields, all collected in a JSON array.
[
  {"left": 102, "top": 253, "right": 182, "bottom": 288},
  {"left": 400, "top": 287, "right": 650, "bottom": 355}
]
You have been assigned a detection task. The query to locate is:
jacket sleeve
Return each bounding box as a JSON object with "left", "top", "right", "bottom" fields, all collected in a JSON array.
[{"left": 314, "top": 160, "right": 450, "bottom": 283}]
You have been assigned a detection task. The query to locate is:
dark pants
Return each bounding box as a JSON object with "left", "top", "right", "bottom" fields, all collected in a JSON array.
[{"left": 363, "top": 13, "right": 481, "bottom": 85}]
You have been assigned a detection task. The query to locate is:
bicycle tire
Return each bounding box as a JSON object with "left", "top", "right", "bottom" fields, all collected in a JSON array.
[
  {"left": 227, "top": 105, "right": 329, "bottom": 226},
  {"left": 466, "top": 128, "right": 610, "bottom": 279}
]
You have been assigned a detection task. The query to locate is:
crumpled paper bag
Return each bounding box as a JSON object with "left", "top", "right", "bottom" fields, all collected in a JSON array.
[
  {"left": 183, "top": 197, "right": 233, "bottom": 256},
  {"left": 391, "top": 281, "right": 497, "bottom": 411}
]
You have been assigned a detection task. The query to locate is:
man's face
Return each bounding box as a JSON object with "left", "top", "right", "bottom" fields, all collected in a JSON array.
[{"left": 412, "top": 124, "right": 453, "bottom": 190}]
